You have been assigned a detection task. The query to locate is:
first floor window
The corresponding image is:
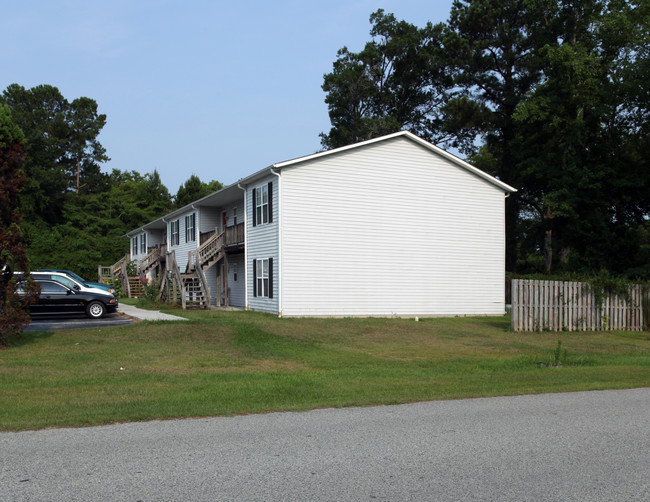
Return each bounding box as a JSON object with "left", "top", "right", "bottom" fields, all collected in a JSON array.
[
  {"left": 185, "top": 213, "right": 196, "bottom": 242},
  {"left": 253, "top": 258, "right": 273, "bottom": 298},
  {"left": 171, "top": 220, "right": 180, "bottom": 246}
]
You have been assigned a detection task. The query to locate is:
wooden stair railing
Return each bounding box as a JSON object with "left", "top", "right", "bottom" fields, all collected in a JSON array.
[
  {"left": 98, "top": 253, "right": 130, "bottom": 295},
  {"left": 181, "top": 223, "right": 245, "bottom": 309},
  {"left": 158, "top": 251, "right": 185, "bottom": 307},
  {"left": 196, "top": 230, "right": 224, "bottom": 271},
  {"left": 138, "top": 248, "right": 161, "bottom": 276}
]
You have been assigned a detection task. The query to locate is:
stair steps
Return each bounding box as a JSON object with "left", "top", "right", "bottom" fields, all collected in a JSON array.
[
  {"left": 182, "top": 273, "right": 207, "bottom": 309},
  {"left": 128, "top": 276, "right": 145, "bottom": 298}
]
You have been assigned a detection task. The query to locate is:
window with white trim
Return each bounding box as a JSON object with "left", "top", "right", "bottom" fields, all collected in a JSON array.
[
  {"left": 255, "top": 184, "right": 269, "bottom": 225},
  {"left": 171, "top": 220, "right": 180, "bottom": 246},
  {"left": 254, "top": 258, "right": 273, "bottom": 298},
  {"left": 140, "top": 233, "right": 147, "bottom": 254},
  {"left": 132, "top": 235, "right": 138, "bottom": 255},
  {"left": 185, "top": 213, "right": 196, "bottom": 242}
]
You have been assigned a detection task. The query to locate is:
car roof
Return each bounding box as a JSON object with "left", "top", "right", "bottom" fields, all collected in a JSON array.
[
  {"left": 32, "top": 278, "right": 112, "bottom": 296},
  {"left": 33, "top": 271, "right": 80, "bottom": 280}
]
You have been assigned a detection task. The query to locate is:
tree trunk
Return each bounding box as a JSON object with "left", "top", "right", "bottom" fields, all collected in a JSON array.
[{"left": 543, "top": 206, "right": 553, "bottom": 273}]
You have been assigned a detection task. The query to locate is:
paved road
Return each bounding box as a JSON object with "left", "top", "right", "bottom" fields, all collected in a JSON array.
[
  {"left": 23, "top": 313, "right": 132, "bottom": 332},
  {"left": 1, "top": 389, "right": 649, "bottom": 501}
]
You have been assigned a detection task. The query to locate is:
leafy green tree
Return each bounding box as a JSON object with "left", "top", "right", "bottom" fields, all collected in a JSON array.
[
  {"left": 441, "top": 0, "right": 560, "bottom": 271},
  {"left": 0, "top": 84, "right": 109, "bottom": 225},
  {"left": 0, "top": 104, "right": 39, "bottom": 346},
  {"left": 1, "top": 84, "right": 179, "bottom": 281},
  {"left": 323, "top": 1, "right": 649, "bottom": 276},
  {"left": 174, "top": 174, "right": 223, "bottom": 208},
  {"left": 321, "top": 10, "right": 453, "bottom": 149},
  {"left": 321, "top": 3, "right": 555, "bottom": 268},
  {"left": 512, "top": 0, "right": 650, "bottom": 274},
  {"left": 26, "top": 169, "right": 174, "bottom": 279}
]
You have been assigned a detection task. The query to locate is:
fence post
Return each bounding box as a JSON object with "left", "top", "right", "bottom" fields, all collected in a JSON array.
[{"left": 511, "top": 279, "right": 518, "bottom": 331}]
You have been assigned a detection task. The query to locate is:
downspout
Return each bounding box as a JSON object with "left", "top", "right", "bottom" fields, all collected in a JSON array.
[
  {"left": 162, "top": 217, "right": 168, "bottom": 248},
  {"left": 270, "top": 168, "right": 282, "bottom": 317},
  {"left": 237, "top": 183, "right": 248, "bottom": 310}
]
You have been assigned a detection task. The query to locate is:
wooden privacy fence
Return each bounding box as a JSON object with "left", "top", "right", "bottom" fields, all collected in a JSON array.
[{"left": 511, "top": 279, "right": 648, "bottom": 332}]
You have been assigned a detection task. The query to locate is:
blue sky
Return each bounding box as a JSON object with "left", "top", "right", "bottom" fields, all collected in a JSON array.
[{"left": 3, "top": 0, "right": 454, "bottom": 194}]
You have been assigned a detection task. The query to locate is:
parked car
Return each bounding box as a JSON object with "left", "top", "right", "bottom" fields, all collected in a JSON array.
[
  {"left": 18, "top": 279, "right": 118, "bottom": 318},
  {"left": 31, "top": 271, "right": 116, "bottom": 298},
  {"left": 37, "top": 269, "right": 116, "bottom": 295}
]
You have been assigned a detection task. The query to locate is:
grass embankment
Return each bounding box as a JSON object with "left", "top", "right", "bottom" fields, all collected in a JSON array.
[{"left": 1, "top": 311, "right": 649, "bottom": 431}]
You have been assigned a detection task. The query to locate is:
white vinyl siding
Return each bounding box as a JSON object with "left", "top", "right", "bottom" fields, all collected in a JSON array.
[
  {"left": 246, "top": 175, "right": 279, "bottom": 313},
  {"left": 225, "top": 201, "right": 245, "bottom": 229},
  {"left": 125, "top": 132, "right": 509, "bottom": 316},
  {"left": 131, "top": 231, "right": 151, "bottom": 262},
  {"left": 278, "top": 136, "right": 507, "bottom": 316},
  {"left": 205, "top": 267, "right": 218, "bottom": 306},
  {"left": 227, "top": 254, "right": 245, "bottom": 307},
  {"left": 168, "top": 210, "right": 200, "bottom": 272},
  {"left": 200, "top": 211, "right": 219, "bottom": 234},
  {"left": 148, "top": 229, "right": 165, "bottom": 249}
]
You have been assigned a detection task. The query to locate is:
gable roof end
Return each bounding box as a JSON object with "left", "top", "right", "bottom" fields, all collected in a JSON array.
[{"left": 272, "top": 131, "right": 517, "bottom": 194}]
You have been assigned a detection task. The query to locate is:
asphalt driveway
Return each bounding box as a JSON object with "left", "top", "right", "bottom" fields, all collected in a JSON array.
[
  {"left": 23, "top": 304, "right": 187, "bottom": 331},
  {"left": 23, "top": 313, "right": 132, "bottom": 331},
  {"left": 2, "top": 388, "right": 649, "bottom": 501}
]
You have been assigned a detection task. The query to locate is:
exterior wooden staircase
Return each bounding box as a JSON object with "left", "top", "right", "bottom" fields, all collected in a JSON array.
[
  {"left": 138, "top": 247, "right": 165, "bottom": 276},
  {"left": 183, "top": 229, "right": 229, "bottom": 309},
  {"left": 152, "top": 224, "right": 245, "bottom": 309},
  {"left": 181, "top": 273, "right": 208, "bottom": 309},
  {"left": 128, "top": 276, "right": 145, "bottom": 298},
  {"left": 194, "top": 231, "right": 225, "bottom": 273},
  {"left": 157, "top": 251, "right": 207, "bottom": 309},
  {"left": 98, "top": 254, "right": 130, "bottom": 296}
]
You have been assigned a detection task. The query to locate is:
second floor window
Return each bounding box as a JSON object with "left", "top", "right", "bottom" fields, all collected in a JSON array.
[
  {"left": 171, "top": 220, "right": 180, "bottom": 246},
  {"left": 253, "top": 182, "right": 273, "bottom": 226},
  {"left": 132, "top": 235, "right": 138, "bottom": 255},
  {"left": 140, "top": 233, "right": 146, "bottom": 254},
  {"left": 185, "top": 213, "right": 196, "bottom": 242},
  {"left": 255, "top": 185, "right": 268, "bottom": 225}
]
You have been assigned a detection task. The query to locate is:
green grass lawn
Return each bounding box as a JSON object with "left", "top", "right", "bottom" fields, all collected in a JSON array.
[{"left": 1, "top": 310, "right": 649, "bottom": 431}]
